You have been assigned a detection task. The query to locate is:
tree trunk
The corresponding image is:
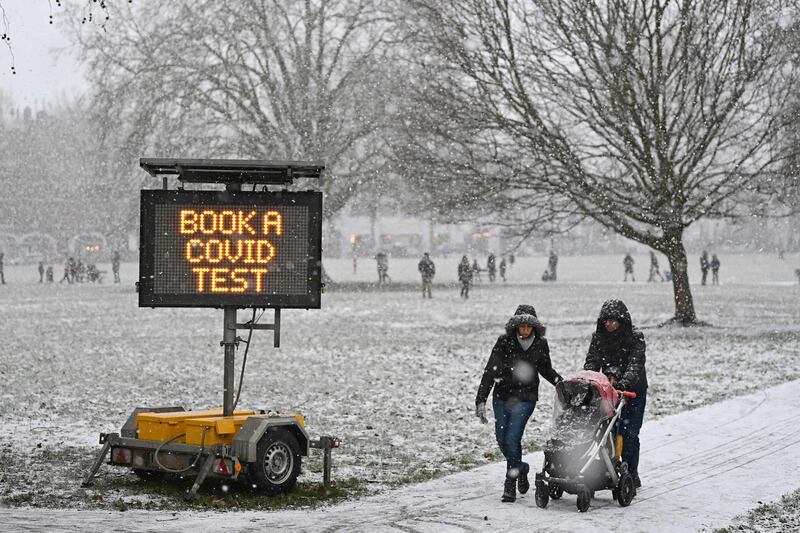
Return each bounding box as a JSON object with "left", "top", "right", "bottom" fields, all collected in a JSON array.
[{"left": 663, "top": 235, "right": 697, "bottom": 324}]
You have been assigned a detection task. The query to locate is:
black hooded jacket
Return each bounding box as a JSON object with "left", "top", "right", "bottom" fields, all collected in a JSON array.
[
  {"left": 583, "top": 299, "right": 648, "bottom": 393},
  {"left": 476, "top": 305, "right": 563, "bottom": 405}
]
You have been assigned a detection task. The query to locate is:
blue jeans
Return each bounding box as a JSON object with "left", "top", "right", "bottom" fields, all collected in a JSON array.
[
  {"left": 620, "top": 389, "right": 647, "bottom": 478},
  {"left": 492, "top": 398, "right": 535, "bottom": 477}
]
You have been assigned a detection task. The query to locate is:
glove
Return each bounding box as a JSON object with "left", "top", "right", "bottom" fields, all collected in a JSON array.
[{"left": 475, "top": 402, "right": 488, "bottom": 424}]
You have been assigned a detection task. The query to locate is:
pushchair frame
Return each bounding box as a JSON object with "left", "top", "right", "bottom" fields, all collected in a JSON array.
[{"left": 534, "top": 372, "right": 637, "bottom": 512}]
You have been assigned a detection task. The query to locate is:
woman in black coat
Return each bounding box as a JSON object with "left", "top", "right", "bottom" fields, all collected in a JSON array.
[
  {"left": 584, "top": 299, "right": 647, "bottom": 489},
  {"left": 475, "top": 304, "right": 563, "bottom": 502}
]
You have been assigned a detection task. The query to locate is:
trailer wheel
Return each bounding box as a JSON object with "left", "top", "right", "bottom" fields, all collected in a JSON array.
[
  {"left": 248, "top": 428, "right": 302, "bottom": 495},
  {"left": 576, "top": 488, "right": 591, "bottom": 513},
  {"left": 549, "top": 484, "right": 563, "bottom": 500},
  {"left": 616, "top": 473, "right": 635, "bottom": 507}
]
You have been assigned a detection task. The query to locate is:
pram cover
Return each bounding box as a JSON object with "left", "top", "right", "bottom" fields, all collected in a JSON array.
[
  {"left": 545, "top": 371, "right": 621, "bottom": 487},
  {"left": 556, "top": 371, "right": 618, "bottom": 419}
]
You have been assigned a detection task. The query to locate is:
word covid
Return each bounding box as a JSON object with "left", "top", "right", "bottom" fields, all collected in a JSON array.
[{"left": 179, "top": 209, "right": 283, "bottom": 293}]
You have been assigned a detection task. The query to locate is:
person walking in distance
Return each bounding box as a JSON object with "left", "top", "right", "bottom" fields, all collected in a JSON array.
[
  {"left": 60, "top": 258, "right": 72, "bottom": 284},
  {"left": 0, "top": 253, "right": 5, "bottom": 284},
  {"left": 472, "top": 258, "right": 482, "bottom": 282},
  {"left": 46, "top": 265, "right": 54, "bottom": 283},
  {"left": 458, "top": 255, "right": 473, "bottom": 299},
  {"left": 648, "top": 251, "right": 664, "bottom": 282},
  {"left": 700, "top": 250, "right": 710, "bottom": 286},
  {"left": 710, "top": 254, "right": 720, "bottom": 285},
  {"left": 623, "top": 253, "right": 635, "bottom": 282},
  {"left": 417, "top": 252, "right": 436, "bottom": 299},
  {"left": 375, "top": 252, "right": 390, "bottom": 285},
  {"left": 548, "top": 250, "right": 558, "bottom": 281},
  {"left": 112, "top": 250, "right": 121, "bottom": 284},
  {"left": 475, "top": 305, "right": 563, "bottom": 503},
  {"left": 487, "top": 252, "right": 497, "bottom": 282},
  {"left": 38, "top": 260, "right": 45, "bottom": 283},
  {"left": 499, "top": 257, "right": 507, "bottom": 282}
]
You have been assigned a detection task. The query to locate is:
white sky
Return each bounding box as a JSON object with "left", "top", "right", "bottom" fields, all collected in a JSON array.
[{"left": 0, "top": 1, "right": 88, "bottom": 108}]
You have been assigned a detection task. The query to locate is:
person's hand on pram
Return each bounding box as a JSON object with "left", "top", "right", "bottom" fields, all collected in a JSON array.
[
  {"left": 475, "top": 402, "right": 488, "bottom": 424},
  {"left": 604, "top": 367, "right": 622, "bottom": 387}
]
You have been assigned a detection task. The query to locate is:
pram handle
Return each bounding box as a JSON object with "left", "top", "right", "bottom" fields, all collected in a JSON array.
[{"left": 618, "top": 390, "right": 637, "bottom": 399}]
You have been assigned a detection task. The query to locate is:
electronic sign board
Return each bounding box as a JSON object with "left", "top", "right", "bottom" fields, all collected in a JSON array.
[{"left": 139, "top": 190, "right": 322, "bottom": 308}]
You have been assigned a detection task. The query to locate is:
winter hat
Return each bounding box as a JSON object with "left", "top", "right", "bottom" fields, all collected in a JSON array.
[
  {"left": 506, "top": 304, "right": 546, "bottom": 338},
  {"left": 596, "top": 299, "right": 632, "bottom": 333}
]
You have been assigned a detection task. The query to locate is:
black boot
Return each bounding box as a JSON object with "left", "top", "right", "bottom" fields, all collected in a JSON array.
[
  {"left": 501, "top": 477, "right": 516, "bottom": 502},
  {"left": 518, "top": 462, "right": 530, "bottom": 494}
]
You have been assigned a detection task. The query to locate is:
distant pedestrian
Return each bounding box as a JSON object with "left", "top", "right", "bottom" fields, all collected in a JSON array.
[
  {"left": 710, "top": 254, "right": 720, "bottom": 285},
  {"left": 700, "top": 250, "right": 709, "bottom": 286},
  {"left": 623, "top": 253, "right": 635, "bottom": 282},
  {"left": 375, "top": 252, "right": 390, "bottom": 285},
  {"left": 458, "top": 256, "right": 473, "bottom": 299},
  {"left": 60, "top": 257, "right": 74, "bottom": 284},
  {"left": 648, "top": 251, "right": 663, "bottom": 282},
  {"left": 0, "top": 253, "right": 5, "bottom": 284},
  {"left": 418, "top": 252, "right": 436, "bottom": 298},
  {"left": 38, "top": 261, "right": 45, "bottom": 283},
  {"left": 112, "top": 250, "right": 121, "bottom": 283},
  {"left": 76, "top": 260, "right": 86, "bottom": 283},
  {"left": 509, "top": 254, "right": 515, "bottom": 268},
  {"left": 487, "top": 253, "right": 497, "bottom": 282},
  {"left": 499, "top": 257, "right": 507, "bottom": 282},
  {"left": 472, "top": 258, "right": 482, "bottom": 282},
  {"left": 795, "top": 268, "right": 800, "bottom": 284},
  {"left": 46, "top": 265, "right": 54, "bottom": 283},
  {"left": 547, "top": 251, "right": 558, "bottom": 282},
  {"left": 352, "top": 256, "right": 358, "bottom": 275}
]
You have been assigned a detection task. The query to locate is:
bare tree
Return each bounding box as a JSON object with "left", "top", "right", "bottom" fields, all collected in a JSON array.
[
  {"left": 68, "top": 0, "right": 392, "bottom": 218},
  {"left": 399, "top": 0, "right": 798, "bottom": 323}
]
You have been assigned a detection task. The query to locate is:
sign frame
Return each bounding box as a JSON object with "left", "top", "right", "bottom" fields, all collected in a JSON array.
[{"left": 138, "top": 189, "right": 323, "bottom": 309}]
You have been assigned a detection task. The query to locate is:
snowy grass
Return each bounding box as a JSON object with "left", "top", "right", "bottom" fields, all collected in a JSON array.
[
  {"left": 1, "top": 254, "right": 799, "bottom": 511},
  {"left": 712, "top": 489, "right": 800, "bottom": 533}
]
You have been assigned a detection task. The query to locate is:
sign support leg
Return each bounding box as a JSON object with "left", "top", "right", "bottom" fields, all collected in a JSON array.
[{"left": 223, "top": 306, "right": 237, "bottom": 416}]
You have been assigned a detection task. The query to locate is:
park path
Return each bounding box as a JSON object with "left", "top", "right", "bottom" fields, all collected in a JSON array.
[{"left": 3, "top": 379, "right": 799, "bottom": 532}]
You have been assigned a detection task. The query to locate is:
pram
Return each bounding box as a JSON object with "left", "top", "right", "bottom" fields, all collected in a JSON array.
[{"left": 534, "top": 370, "right": 637, "bottom": 512}]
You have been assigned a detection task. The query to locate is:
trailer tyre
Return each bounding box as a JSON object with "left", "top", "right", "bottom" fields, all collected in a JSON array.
[{"left": 248, "top": 428, "right": 302, "bottom": 495}]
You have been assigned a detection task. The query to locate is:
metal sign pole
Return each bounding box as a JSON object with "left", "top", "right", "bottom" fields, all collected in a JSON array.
[
  {"left": 223, "top": 306, "right": 237, "bottom": 416},
  {"left": 222, "top": 179, "right": 242, "bottom": 417}
]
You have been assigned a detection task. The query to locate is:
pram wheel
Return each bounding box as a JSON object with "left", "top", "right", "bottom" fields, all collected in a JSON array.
[
  {"left": 549, "top": 484, "right": 563, "bottom": 500},
  {"left": 576, "top": 488, "right": 591, "bottom": 512},
  {"left": 615, "top": 473, "right": 635, "bottom": 507},
  {"left": 534, "top": 480, "right": 549, "bottom": 508}
]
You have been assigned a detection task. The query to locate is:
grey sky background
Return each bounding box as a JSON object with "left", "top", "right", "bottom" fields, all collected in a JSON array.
[{"left": 0, "top": 1, "right": 88, "bottom": 107}]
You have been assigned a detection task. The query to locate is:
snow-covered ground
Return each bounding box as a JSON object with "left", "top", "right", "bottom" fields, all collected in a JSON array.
[
  {"left": 3, "top": 379, "right": 798, "bottom": 532},
  {"left": 0, "top": 253, "right": 799, "bottom": 526}
]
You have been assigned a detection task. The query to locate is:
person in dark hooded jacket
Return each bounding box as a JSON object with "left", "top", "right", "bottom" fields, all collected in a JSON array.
[
  {"left": 475, "top": 305, "right": 563, "bottom": 503},
  {"left": 584, "top": 299, "right": 647, "bottom": 489}
]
